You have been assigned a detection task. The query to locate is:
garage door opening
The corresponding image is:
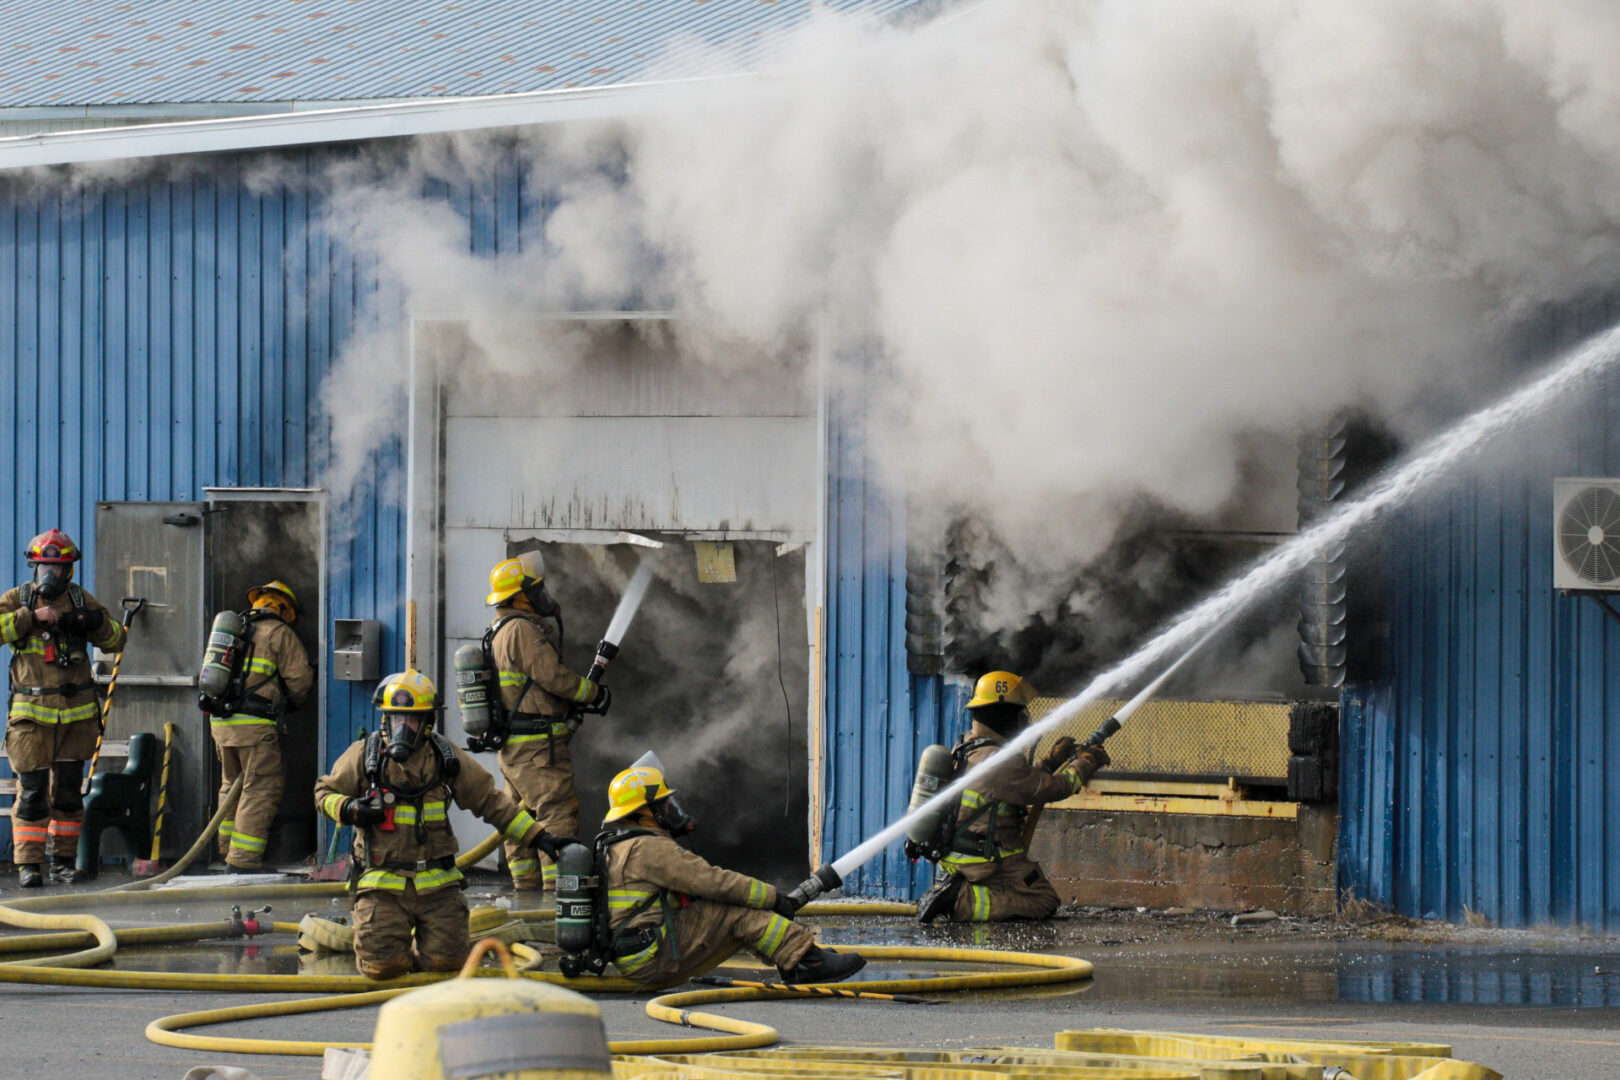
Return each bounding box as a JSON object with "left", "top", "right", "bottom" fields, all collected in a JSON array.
[{"left": 509, "top": 539, "right": 810, "bottom": 881}]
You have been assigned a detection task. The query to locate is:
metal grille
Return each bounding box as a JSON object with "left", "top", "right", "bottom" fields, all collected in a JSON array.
[{"left": 1030, "top": 696, "right": 1291, "bottom": 782}]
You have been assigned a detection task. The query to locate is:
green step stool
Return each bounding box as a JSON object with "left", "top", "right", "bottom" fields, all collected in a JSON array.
[{"left": 75, "top": 731, "right": 158, "bottom": 879}]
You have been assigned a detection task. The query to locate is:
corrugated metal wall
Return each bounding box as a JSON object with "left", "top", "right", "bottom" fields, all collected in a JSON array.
[
  {"left": 820, "top": 387, "right": 965, "bottom": 898},
  {"left": 0, "top": 152, "right": 423, "bottom": 853},
  {"left": 1341, "top": 309, "right": 1620, "bottom": 929}
]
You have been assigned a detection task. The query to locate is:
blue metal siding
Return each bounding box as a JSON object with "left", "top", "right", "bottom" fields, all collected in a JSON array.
[
  {"left": 819, "top": 386, "right": 964, "bottom": 898},
  {"left": 0, "top": 155, "right": 413, "bottom": 856},
  {"left": 1341, "top": 356, "right": 1620, "bottom": 928}
]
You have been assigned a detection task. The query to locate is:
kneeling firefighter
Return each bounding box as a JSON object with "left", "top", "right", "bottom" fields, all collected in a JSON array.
[
  {"left": 314, "top": 670, "right": 575, "bottom": 979},
  {"left": 909, "top": 671, "right": 1108, "bottom": 923},
  {"left": 587, "top": 753, "right": 865, "bottom": 985},
  {"left": 0, "top": 529, "right": 129, "bottom": 887},
  {"left": 481, "top": 551, "right": 607, "bottom": 892},
  {"left": 198, "top": 580, "right": 315, "bottom": 870}
]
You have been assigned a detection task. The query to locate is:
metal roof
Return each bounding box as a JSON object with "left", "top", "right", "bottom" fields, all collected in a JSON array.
[{"left": 0, "top": 0, "right": 929, "bottom": 107}]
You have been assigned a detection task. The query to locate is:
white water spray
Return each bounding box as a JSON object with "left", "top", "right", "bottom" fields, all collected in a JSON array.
[
  {"left": 604, "top": 559, "right": 657, "bottom": 647},
  {"left": 811, "top": 323, "right": 1620, "bottom": 891}
]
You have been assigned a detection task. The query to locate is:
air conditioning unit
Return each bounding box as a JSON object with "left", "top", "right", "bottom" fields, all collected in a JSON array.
[{"left": 1553, "top": 478, "right": 1620, "bottom": 591}]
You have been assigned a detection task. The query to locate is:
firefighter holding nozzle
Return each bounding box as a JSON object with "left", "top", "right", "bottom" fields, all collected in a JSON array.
[
  {"left": 315, "top": 670, "right": 576, "bottom": 979},
  {"left": 595, "top": 753, "right": 866, "bottom": 986},
  {"left": 910, "top": 670, "right": 1108, "bottom": 923}
]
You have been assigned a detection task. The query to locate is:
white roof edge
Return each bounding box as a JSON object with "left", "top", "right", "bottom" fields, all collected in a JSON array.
[{"left": 0, "top": 77, "right": 736, "bottom": 171}]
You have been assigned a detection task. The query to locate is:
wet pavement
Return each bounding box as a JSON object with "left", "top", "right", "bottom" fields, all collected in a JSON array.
[{"left": 1, "top": 882, "right": 1617, "bottom": 1078}]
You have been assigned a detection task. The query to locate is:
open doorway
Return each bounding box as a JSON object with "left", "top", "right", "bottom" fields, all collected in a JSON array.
[
  {"left": 204, "top": 491, "right": 324, "bottom": 866},
  {"left": 506, "top": 540, "right": 810, "bottom": 882}
]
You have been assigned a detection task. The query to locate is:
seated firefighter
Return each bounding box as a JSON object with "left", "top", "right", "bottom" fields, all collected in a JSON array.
[
  {"left": 600, "top": 753, "right": 865, "bottom": 986},
  {"left": 314, "top": 670, "right": 571, "bottom": 979},
  {"left": 913, "top": 671, "right": 1108, "bottom": 924}
]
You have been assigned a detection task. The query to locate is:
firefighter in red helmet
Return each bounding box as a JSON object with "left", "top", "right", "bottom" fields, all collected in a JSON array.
[{"left": 0, "top": 530, "right": 128, "bottom": 886}]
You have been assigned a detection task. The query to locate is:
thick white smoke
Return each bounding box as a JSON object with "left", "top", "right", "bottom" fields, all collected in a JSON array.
[{"left": 318, "top": 0, "right": 1620, "bottom": 645}]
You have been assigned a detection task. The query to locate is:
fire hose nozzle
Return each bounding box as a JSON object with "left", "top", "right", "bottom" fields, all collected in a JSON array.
[
  {"left": 1084, "top": 715, "right": 1122, "bottom": 749},
  {"left": 785, "top": 864, "right": 842, "bottom": 911},
  {"left": 586, "top": 639, "right": 620, "bottom": 684}
]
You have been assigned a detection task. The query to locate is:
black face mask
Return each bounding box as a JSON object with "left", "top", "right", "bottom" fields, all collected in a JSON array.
[
  {"left": 31, "top": 564, "right": 69, "bottom": 600},
  {"left": 385, "top": 716, "right": 427, "bottom": 762},
  {"left": 653, "top": 795, "right": 696, "bottom": 837},
  {"left": 523, "top": 582, "right": 560, "bottom": 618}
]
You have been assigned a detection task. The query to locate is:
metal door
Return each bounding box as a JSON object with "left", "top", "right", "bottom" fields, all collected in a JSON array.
[{"left": 93, "top": 501, "right": 209, "bottom": 853}]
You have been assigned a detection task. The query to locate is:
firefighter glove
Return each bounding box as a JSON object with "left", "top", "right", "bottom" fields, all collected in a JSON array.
[
  {"left": 1040, "top": 735, "right": 1078, "bottom": 773},
  {"left": 531, "top": 829, "right": 579, "bottom": 861},
  {"left": 903, "top": 839, "right": 924, "bottom": 862},
  {"left": 772, "top": 890, "right": 801, "bottom": 919},
  {"left": 585, "top": 684, "right": 612, "bottom": 716},
  {"left": 1078, "top": 744, "right": 1110, "bottom": 771},
  {"left": 340, "top": 797, "right": 388, "bottom": 828},
  {"left": 59, "top": 607, "right": 104, "bottom": 636}
]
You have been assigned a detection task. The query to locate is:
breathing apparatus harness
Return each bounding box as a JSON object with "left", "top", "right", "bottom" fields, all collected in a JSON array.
[
  {"left": 458, "top": 610, "right": 609, "bottom": 757},
  {"left": 908, "top": 736, "right": 1014, "bottom": 864},
  {"left": 556, "top": 825, "right": 683, "bottom": 979},
  {"left": 197, "top": 610, "right": 291, "bottom": 724},
  {"left": 348, "top": 728, "right": 463, "bottom": 887},
  {"left": 14, "top": 582, "right": 92, "bottom": 678}
]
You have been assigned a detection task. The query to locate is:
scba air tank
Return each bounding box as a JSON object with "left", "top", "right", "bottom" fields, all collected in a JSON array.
[
  {"left": 198, "top": 610, "right": 248, "bottom": 699},
  {"left": 904, "top": 744, "right": 956, "bottom": 847},
  {"left": 554, "top": 843, "right": 597, "bottom": 957},
  {"left": 453, "top": 643, "right": 495, "bottom": 741}
]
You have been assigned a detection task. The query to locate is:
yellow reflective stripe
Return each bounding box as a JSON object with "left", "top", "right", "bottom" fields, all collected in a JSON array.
[
  {"left": 506, "top": 732, "right": 552, "bottom": 744},
  {"left": 746, "top": 879, "right": 769, "bottom": 909},
  {"left": 231, "top": 832, "right": 267, "bottom": 853},
  {"left": 9, "top": 700, "right": 98, "bottom": 724},
  {"left": 423, "top": 801, "right": 446, "bottom": 822},
  {"left": 209, "top": 717, "right": 278, "bottom": 727},
  {"left": 542, "top": 864, "right": 557, "bottom": 882},
  {"left": 13, "top": 639, "right": 45, "bottom": 656},
  {"left": 497, "top": 671, "right": 527, "bottom": 687},
  {"left": 417, "top": 867, "right": 464, "bottom": 890},
  {"left": 320, "top": 794, "right": 348, "bottom": 822},
  {"left": 754, "top": 914, "right": 791, "bottom": 957},
  {"left": 615, "top": 940, "right": 659, "bottom": 974},
  {"left": 246, "top": 657, "right": 278, "bottom": 675},
  {"left": 220, "top": 821, "right": 236, "bottom": 842},
  {"left": 572, "top": 678, "right": 595, "bottom": 703},
  {"left": 608, "top": 889, "right": 654, "bottom": 909},
  {"left": 357, "top": 869, "right": 408, "bottom": 891},
  {"left": 959, "top": 791, "right": 985, "bottom": 809},
  {"left": 393, "top": 807, "right": 419, "bottom": 825},
  {"left": 504, "top": 811, "right": 537, "bottom": 842},
  {"left": 971, "top": 885, "right": 991, "bottom": 922},
  {"left": 509, "top": 858, "right": 539, "bottom": 876},
  {"left": 0, "top": 611, "right": 24, "bottom": 644}
]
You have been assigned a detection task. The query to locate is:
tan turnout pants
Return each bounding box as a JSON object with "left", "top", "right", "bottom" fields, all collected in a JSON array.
[
  {"left": 351, "top": 880, "right": 471, "bottom": 980},
  {"left": 614, "top": 898, "right": 814, "bottom": 986},
  {"left": 498, "top": 735, "right": 578, "bottom": 889},
  {"left": 946, "top": 852, "right": 1061, "bottom": 922},
  {"left": 6, "top": 718, "right": 97, "bottom": 864},
  {"left": 214, "top": 727, "right": 284, "bottom": 869}
]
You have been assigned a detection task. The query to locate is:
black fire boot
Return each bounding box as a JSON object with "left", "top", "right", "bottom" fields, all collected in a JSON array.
[
  {"left": 48, "top": 855, "right": 79, "bottom": 886},
  {"left": 779, "top": 943, "right": 866, "bottom": 985},
  {"left": 17, "top": 864, "right": 43, "bottom": 889},
  {"left": 916, "top": 872, "right": 964, "bottom": 924}
]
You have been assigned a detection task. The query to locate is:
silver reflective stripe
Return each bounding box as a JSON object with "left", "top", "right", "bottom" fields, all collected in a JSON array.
[{"left": 438, "top": 1011, "right": 611, "bottom": 1078}]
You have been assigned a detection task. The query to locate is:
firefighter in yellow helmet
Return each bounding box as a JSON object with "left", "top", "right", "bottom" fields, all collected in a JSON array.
[
  {"left": 599, "top": 752, "right": 865, "bottom": 986},
  {"left": 913, "top": 671, "right": 1108, "bottom": 923},
  {"left": 201, "top": 580, "right": 315, "bottom": 871},
  {"left": 314, "top": 671, "right": 576, "bottom": 979},
  {"left": 0, "top": 529, "right": 128, "bottom": 887},
  {"left": 483, "top": 551, "right": 606, "bottom": 891}
]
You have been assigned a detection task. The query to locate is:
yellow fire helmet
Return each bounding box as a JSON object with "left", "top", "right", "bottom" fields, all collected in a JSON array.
[
  {"left": 966, "top": 670, "right": 1036, "bottom": 711},
  {"left": 486, "top": 551, "right": 546, "bottom": 606},
  {"left": 604, "top": 754, "right": 677, "bottom": 823},
  {"left": 247, "top": 579, "right": 300, "bottom": 623},
  {"left": 372, "top": 669, "right": 439, "bottom": 713}
]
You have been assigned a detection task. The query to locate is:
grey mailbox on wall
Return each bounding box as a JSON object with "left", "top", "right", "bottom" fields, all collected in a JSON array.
[{"left": 333, "top": 619, "right": 381, "bottom": 682}]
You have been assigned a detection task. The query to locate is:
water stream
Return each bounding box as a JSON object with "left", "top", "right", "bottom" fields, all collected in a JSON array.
[
  {"left": 829, "top": 324, "right": 1620, "bottom": 881},
  {"left": 604, "top": 558, "right": 657, "bottom": 646}
]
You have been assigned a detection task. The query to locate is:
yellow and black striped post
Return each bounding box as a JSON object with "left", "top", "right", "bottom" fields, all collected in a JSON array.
[
  {"left": 86, "top": 596, "right": 146, "bottom": 785},
  {"left": 148, "top": 721, "right": 176, "bottom": 862}
]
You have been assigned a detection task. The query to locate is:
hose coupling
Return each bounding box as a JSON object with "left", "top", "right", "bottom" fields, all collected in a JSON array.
[
  {"left": 784, "top": 864, "right": 842, "bottom": 910},
  {"left": 586, "top": 639, "right": 620, "bottom": 684},
  {"left": 229, "top": 903, "right": 273, "bottom": 938}
]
